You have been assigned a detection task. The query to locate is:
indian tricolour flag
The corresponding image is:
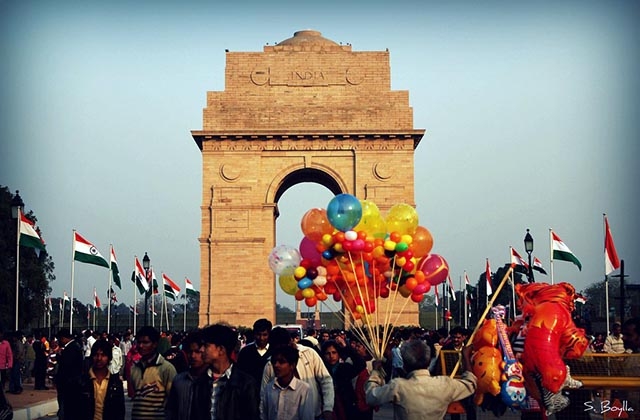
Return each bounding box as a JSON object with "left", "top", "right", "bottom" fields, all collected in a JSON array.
[
  {"left": 185, "top": 278, "right": 197, "bottom": 296},
  {"left": 19, "top": 209, "right": 46, "bottom": 250},
  {"left": 73, "top": 232, "right": 109, "bottom": 268},
  {"left": 551, "top": 231, "right": 582, "bottom": 271},
  {"left": 110, "top": 245, "right": 121, "bottom": 288},
  {"left": 163, "top": 273, "right": 180, "bottom": 300}
]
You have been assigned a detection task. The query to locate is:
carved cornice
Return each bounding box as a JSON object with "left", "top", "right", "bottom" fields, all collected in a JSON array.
[{"left": 191, "top": 131, "right": 425, "bottom": 152}]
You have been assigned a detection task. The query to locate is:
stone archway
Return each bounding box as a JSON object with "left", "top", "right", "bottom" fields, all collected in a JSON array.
[{"left": 192, "top": 30, "right": 425, "bottom": 328}]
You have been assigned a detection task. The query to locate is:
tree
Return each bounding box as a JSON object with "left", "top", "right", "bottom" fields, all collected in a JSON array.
[{"left": 0, "top": 186, "right": 54, "bottom": 330}]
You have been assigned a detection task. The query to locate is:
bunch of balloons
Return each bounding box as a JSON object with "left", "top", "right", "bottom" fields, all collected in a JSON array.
[{"left": 269, "top": 194, "right": 451, "bottom": 320}]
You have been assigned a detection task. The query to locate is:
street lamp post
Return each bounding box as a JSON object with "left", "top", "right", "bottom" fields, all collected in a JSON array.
[
  {"left": 143, "top": 252, "right": 150, "bottom": 327},
  {"left": 524, "top": 229, "right": 534, "bottom": 282},
  {"left": 11, "top": 191, "right": 25, "bottom": 331}
]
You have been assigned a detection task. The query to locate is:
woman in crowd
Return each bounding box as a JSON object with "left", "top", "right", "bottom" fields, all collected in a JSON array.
[{"left": 321, "top": 339, "right": 359, "bottom": 420}]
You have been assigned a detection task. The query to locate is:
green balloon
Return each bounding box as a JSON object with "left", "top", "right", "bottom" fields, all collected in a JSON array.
[{"left": 279, "top": 274, "right": 299, "bottom": 296}]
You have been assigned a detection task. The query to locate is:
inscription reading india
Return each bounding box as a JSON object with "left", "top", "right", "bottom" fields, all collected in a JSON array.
[
  {"left": 250, "top": 67, "right": 363, "bottom": 86},
  {"left": 292, "top": 70, "right": 326, "bottom": 81}
]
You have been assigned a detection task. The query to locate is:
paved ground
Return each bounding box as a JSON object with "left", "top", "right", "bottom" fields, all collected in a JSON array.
[
  {"left": 6, "top": 382, "right": 537, "bottom": 420},
  {"left": 12, "top": 380, "right": 613, "bottom": 420}
]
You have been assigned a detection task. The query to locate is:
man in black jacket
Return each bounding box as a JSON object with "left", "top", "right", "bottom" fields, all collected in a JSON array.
[
  {"left": 55, "top": 330, "right": 83, "bottom": 420},
  {"left": 202, "top": 324, "right": 259, "bottom": 420},
  {"left": 236, "top": 318, "right": 272, "bottom": 384}
]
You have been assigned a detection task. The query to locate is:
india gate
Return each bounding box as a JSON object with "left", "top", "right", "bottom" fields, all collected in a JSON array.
[{"left": 191, "top": 30, "right": 425, "bottom": 328}]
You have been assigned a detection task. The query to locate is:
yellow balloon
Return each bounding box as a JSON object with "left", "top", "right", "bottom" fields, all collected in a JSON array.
[
  {"left": 386, "top": 203, "right": 419, "bottom": 235},
  {"left": 279, "top": 274, "right": 299, "bottom": 296},
  {"left": 354, "top": 200, "right": 387, "bottom": 238},
  {"left": 294, "top": 266, "right": 307, "bottom": 279},
  {"left": 301, "top": 288, "right": 315, "bottom": 298}
]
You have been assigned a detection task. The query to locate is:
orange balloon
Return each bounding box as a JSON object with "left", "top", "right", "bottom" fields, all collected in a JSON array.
[
  {"left": 301, "top": 208, "right": 334, "bottom": 242},
  {"left": 305, "top": 296, "right": 318, "bottom": 307},
  {"left": 405, "top": 276, "right": 418, "bottom": 291},
  {"left": 411, "top": 226, "right": 434, "bottom": 258}
]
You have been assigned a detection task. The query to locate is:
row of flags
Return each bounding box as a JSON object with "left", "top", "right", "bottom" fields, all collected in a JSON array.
[
  {"left": 436, "top": 217, "right": 621, "bottom": 307},
  {"left": 19, "top": 224, "right": 200, "bottom": 313},
  {"left": 18, "top": 205, "right": 622, "bottom": 317},
  {"left": 69, "top": 232, "right": 199, "bottom": 306}
]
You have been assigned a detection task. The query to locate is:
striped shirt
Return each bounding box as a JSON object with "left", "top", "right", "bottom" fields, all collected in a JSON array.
[
  {"left": 130, "top": 353, "right": 177, "bottom": 419},
  {"left": 210, "top": 365, "right": 232, "bottom": 420}
]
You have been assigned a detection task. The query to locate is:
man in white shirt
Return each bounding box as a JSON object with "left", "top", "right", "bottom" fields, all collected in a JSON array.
[{"left": 108, "top": 335, "right": 123, "bottom": 376}]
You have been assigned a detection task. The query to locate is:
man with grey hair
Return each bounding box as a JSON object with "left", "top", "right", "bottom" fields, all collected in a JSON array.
[{"left": 365, "top": 339, "right": 476, "bottom": 420}]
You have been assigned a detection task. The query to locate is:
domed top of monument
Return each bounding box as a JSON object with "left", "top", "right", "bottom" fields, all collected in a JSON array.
[
  {"left": 278, "top": 30, "right": 339, "bottom": 47},
  {"left": 267, "top": 30, "right": 351, "bottom": 52}
]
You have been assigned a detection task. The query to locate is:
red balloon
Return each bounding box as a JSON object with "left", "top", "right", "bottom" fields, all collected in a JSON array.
[
  {"left": 410, "top": 293, "right": 424, "bottom": 303},
  {"left": 413, "top": 282, "right": 431, "bottom": 295},
  {"left": 416, "top": 254, "right": 449, "bottom": 286}
]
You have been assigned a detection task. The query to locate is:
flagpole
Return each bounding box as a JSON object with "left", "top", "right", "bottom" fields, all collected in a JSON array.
[
  {"left": 133, "top": 257, "right": 138, "bottom": 334},
  {"left": 15, "top": 209, "right": 21, "bottom": 330},
  {"left": 549, "top": 228, "right": 554, "bottom": 285},
  {"left": 161, "top": 274, "right": 166, "bottom": 330},
  {"left": 434, "top": 300, "right": 438, "bottom": 330},
  {"left": 70, "top": 230, "right": 76, "bottom": 333},
  {"left": 183, "top": 278, "right": 187, "bottom": 332},
  {"left": 151, "top": 267, "right": 155, "bottom": 328},
  {"left": 463, "top": 271, "right": 469, "bottom": 329},
  {"left": 458, "top": 276, "right": 463, "bottom": 326},
  {"left": 604, "top": 214, "right": 610, "bottom": 333},
  {"left": 446, "top": 282, "right": 450, "bottom": 331},
  {"left": 463, "top": 283, "right": 467, "bottom": 329},
  {"left": 510, "top": 270, "right": 516, "bottom": 323},
  {"left": 107, "top": 245, "right": 112, "bottom": 333},
  {"left": 164, "top": 280, "right": 170, "bottom": 331}
]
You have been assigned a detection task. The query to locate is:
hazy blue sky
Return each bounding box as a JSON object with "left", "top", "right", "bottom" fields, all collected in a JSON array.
[{"left": 1, "top": 1, "right": 638, "bottom": 316}]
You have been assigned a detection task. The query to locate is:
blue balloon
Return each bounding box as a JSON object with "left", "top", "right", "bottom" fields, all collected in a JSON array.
[
  {"left": 326, "top": 194, "right": 362, "bottom": 232},
  {"left": 298, "top": 277, "right": 313, "bottom": 289}
]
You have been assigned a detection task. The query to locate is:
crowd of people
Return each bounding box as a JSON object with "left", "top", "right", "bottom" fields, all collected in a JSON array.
[{"left": 0, "top": 315, "right": 637, "bottom": 419}]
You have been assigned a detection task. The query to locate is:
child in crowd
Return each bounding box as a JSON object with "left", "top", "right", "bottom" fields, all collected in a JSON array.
[{"left": 261, "top": 345, "right": 314, "bottom": 420}]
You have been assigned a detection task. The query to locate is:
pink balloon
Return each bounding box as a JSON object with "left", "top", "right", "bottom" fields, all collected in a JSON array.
[
  {"left": 299, "top": 237, "right": 322, "bottom": 266},
  {"left": 416, "top": 254, "right": 449, "bottom": 286}
]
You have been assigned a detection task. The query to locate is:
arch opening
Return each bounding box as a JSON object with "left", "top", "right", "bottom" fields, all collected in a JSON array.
[{"left": 274, "top": 168, "right": 342, "bottom": 204}]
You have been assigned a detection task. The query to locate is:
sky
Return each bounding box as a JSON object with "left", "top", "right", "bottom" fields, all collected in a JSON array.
[{"left": 1, "top": 1, "right": 639, "bottom": 316}]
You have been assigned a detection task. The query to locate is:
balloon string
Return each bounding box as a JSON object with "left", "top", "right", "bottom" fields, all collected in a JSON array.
[
  {"left": 339, "top": 255, "right": 381, "bottom": 359},
  {"left": 382, "top": 258, "right": 401, "bottom": 354}
]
